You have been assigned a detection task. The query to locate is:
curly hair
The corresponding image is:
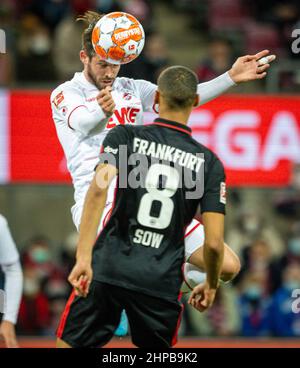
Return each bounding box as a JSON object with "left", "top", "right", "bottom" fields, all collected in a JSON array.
[{"left": 76, "top": 11, "right": 104, "bottom": 58}]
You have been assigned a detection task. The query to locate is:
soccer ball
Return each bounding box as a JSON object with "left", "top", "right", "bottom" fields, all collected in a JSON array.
[{"left": 92, "top": 12, "right": 145, "bottom": 65}]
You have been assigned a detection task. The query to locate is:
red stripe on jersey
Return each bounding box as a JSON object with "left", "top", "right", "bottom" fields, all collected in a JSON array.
[
  {"left": 102, "top": 207, "right": 112, "bottom": 229},
  {"left": 171, "top": 302, "right": 184, "bottom": 347},
  {"left": 184, "top": 221, "right": 201, "bottom": 239},
  {"left": 153, "top": 122, "right": 192, "bottom": 136},
  {"left": 56, "top": 290, "right": 76, "bottom": 339},
  {"left": 67, "top": 105, "right": 86, "bottom": 130}
]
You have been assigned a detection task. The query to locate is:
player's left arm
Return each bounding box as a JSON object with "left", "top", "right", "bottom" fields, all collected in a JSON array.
[
  {"left": 197, "top": 50, "right": 276, "bottom": 105},
  {"left": 68, "top": 163, "right": 117, "bottom": 297},
  {"left": 135, "top": 50, "right": 276, "bottom": 111}
]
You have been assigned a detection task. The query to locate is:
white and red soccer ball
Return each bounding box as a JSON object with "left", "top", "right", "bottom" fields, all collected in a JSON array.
[{"left": 92, "top": 12, "right": 145, "bottom": 65}]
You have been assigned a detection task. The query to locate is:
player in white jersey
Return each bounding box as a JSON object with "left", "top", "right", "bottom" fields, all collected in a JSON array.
[
  {"left": 51, "top": 11, "right": 273, "bottom": 307},
  {"left": 0, "top": 214, "right": 23, "bottom": 348}
]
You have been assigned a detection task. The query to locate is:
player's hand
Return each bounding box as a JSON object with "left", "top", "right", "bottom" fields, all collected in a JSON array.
[
  {"left": 0, "top": 320, "right": 19, "bottom": 348},
  {"left": 68, "top": 259, "right": 93, "bottom": 298},
  {"left": 96, "top": 86, "right": 115, "bottom": 117},
  {"left": 188, "top": 281, "right": 217, "bottom": 312},
  {"left": 228, "top": 50, "right": 276, "bottom": 83}
]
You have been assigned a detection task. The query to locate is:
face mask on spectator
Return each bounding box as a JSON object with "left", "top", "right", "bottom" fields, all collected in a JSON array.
[
  {"left": 245, "top": 284, "right": 262, "bottom": 300},
  {"left": 24, "top": 278, "right": 40, "bottom": 296},
  {"left": 288, "top": 238, "right": 300, "bottom": 256},
  {"left": 30, "top": 248, "right": 51, "bottom": 264},
  {"left": 283, "top": 281, "right": 300, "bottom": 291}
]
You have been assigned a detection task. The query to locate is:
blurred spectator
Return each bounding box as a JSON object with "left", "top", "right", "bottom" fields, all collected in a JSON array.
[
  {"left": 239, "top": 272, "right": 272, "bottom": 336},
  {"left": 18, "top": 267, "right": 50, "bottom": 335},
  {"left": 0, "top": 1, "right": 16, "bottom": 86},
  {"left": 21, "top": 235, "right": 65, "bottom": 295},
  {"left": 270, "top": 264, "right": 300, "bottom": 336},
  {"left": 187, "top": 284, "right": 240, "bottom": 336},
  {"left": 274, "top": 163, "right": 300, "bottom": 219},
  {"left": 16, "top": 13, "right": 56, "bottom": 82},
  {"left": 52, "top": 13, "right": 84, "bottom": 81},
  {"left": 196, "top": 37, "right": 235, "bottom": 82},
  {"left": 236, "top": 239, "right": 275, "bottom": 291},
  {"left": 226, "top": 209, "right": 285, "bottom": 259},
  {"left": 18, "top": 0, "right": 71, "bottom": 33},
  {"left": 119, "top": 0, "right": 153, "bottom": 32},
  {"left": 270, "top": 224, "right": 300, "bottom": 292},
  {"left": 119, "top": 33, "right": 169, "bottom": 82}
]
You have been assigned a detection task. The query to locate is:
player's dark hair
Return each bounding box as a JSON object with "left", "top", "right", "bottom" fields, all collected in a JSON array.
[
  {"left": 76, "top": 10, "right": 104, "bottom": 59},
  {"left": 157, "top": 66, "right": 198, "bottom": 110}
]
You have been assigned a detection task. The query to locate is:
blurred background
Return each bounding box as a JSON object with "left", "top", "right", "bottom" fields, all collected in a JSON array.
[{"left": 0, "top": 0, "right": 300, "bottom": 345}]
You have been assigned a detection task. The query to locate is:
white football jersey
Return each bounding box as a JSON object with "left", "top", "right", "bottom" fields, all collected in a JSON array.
[{"left": 51, "top": 72, "right": 157, "bottom": 222}]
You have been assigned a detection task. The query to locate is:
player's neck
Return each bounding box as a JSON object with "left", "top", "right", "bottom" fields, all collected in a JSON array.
[{"left": 158, "top": 110, "right": 191, "bottom": 126}]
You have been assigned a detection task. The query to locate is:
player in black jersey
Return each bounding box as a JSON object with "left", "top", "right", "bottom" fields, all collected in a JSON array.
[{"left": 57, "top": 66, "right": 226, "bottom": 348}]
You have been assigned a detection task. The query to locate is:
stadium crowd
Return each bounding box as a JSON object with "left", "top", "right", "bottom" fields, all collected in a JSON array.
[
  {"left": 0, "top": 0, "right": 300, "bottom": 339},
  {"left": 1, "top": 0, "right": 300, "bottom": 90}
]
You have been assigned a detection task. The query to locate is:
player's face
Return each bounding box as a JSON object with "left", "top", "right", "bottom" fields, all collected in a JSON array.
[{"left": 87, "top": 54, "right": 120, "bottom": 90}]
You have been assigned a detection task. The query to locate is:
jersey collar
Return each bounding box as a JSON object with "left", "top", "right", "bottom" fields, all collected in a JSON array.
[{"left": 153, "top": 118, "right": 192, "bottom": 136}]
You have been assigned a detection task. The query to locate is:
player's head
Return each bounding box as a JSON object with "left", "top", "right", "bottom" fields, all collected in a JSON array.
[
  {"left": 155, "top": 66, "right": 199, "bottom": 114},
  {"left": 77, "top": 11, "right": 120, "bottom": 90}
]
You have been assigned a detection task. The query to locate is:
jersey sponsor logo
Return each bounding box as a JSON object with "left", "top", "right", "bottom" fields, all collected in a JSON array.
[
  {"left": 52, "top": 91, "right": 64, "bottom": 108},
  {"left": 133, "top": 228, "right": 164, "bottom": 249},
  {"left": 106, "top": 107, "right": 140, "bottom": 129},
  {"left": 104, "top": 145, "right": 118, "bottom": 154},
  {"left": 86, "top": 97, "right": 96, "bottom": 102},
  {"left": 220, "top": 182, "right": 226, "bottom": 204},
  {"left": 123, "top": 92, "right": 132, "bottom": 100}
]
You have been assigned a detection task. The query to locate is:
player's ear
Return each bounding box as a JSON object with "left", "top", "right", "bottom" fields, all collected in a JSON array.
[
  {"left": 154, "top": 90, "right": 160, "bottom": 106},
  {"left": 193, "top": 94, "right": 200, "bottom": 107},
  {"left": 80, "top": 49, "right": 89, "bottom": 65}
]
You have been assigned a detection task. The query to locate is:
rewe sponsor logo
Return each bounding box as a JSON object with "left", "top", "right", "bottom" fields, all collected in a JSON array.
[{"left": 107, "top": 107, "right": 140, "bottom": 128}]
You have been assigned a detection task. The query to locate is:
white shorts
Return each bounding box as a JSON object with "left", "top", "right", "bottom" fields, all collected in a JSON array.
[{"left": 72, "top": 182, "right": 205, "bottom": 260}]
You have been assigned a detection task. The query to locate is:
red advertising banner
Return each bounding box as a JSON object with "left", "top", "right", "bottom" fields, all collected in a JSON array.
[{"left": 4, "top": 91, "right": 300, "bottom": 186}]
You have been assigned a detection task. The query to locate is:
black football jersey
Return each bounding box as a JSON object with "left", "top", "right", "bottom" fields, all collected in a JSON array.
[{"left": 92, "top": 118, "right": 226, "bottom": 300}]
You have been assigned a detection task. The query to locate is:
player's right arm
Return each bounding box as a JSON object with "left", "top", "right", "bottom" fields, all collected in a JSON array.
[
  {"left": 188, "top": 157, "right": 226, "bottom": 312},
  {"left": 50, "top": 85, "right": 115, "bottom": 135}
]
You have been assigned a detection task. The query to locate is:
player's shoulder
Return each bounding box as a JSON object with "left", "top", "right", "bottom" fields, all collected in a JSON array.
[
  {"left": 50, "top": 74, "right": 83, "bottom": 101},
  {"left": 189, "top": 136, "right": 223, "bottom": 166},
  {"left": 115, "top": 77, "right": 153, "bottom": 90}
]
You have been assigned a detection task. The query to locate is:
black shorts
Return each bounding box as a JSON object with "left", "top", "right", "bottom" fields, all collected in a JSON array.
[{"left": 57, "top": 281, "right": 183, "bottom": 348}]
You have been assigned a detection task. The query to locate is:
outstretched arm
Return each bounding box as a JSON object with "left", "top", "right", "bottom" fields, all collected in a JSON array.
[{"left": 197, "top": 50, "right": 276, "bottom": 105}]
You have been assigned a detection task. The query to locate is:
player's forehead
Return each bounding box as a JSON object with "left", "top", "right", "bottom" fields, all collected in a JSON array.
[{"left": 91, "top": 54, "right": 118, "bottom": 67}]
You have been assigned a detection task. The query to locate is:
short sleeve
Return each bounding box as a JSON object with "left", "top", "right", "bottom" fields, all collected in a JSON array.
[
  {"left": 99, "top": 125, "right": 130, "bottom": 170},
  {"left": 200, "top": 157, "right": 226, "bottom": 214},
  {"left": 0, "top": 215, "right": 19, "bottom": 265}
]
